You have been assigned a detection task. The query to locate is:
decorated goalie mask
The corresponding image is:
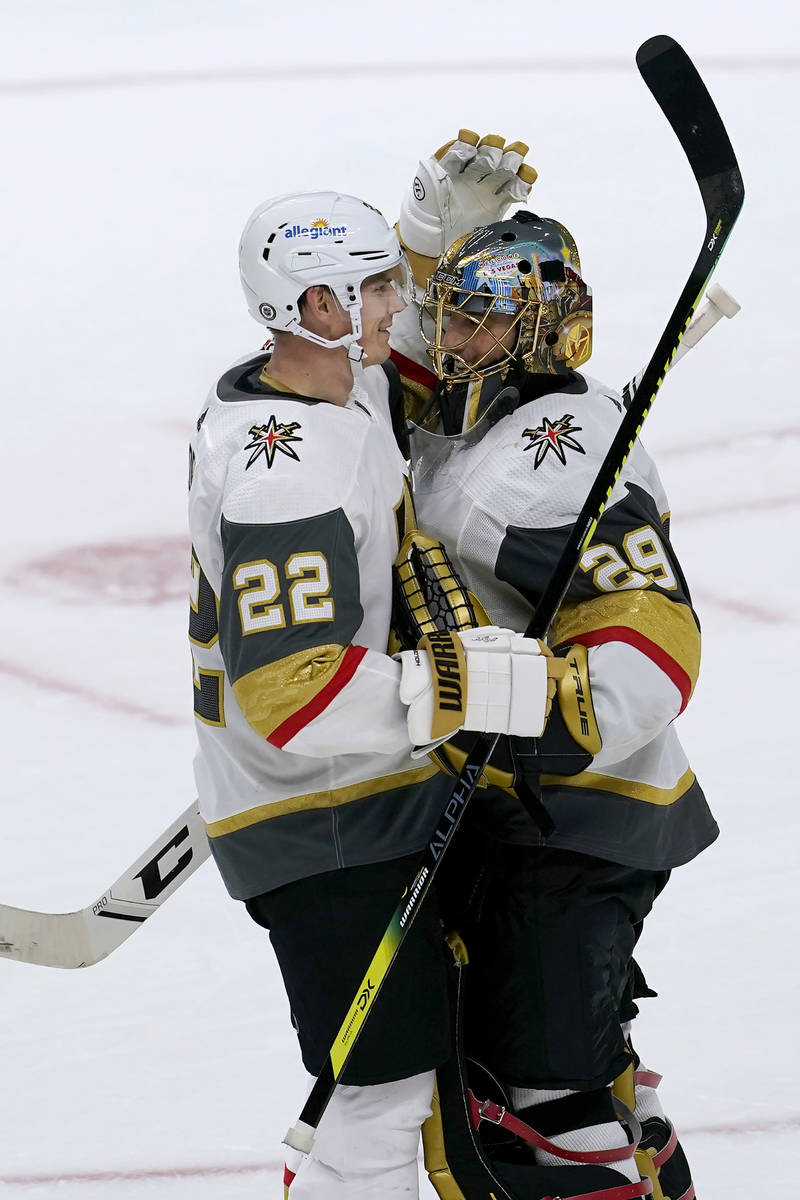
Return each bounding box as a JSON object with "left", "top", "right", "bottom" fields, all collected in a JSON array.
[{"left": 420, "top": 211, "right": 593, "bottom": 384}]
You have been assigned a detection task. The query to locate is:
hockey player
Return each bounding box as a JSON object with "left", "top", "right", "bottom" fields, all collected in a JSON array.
[
  {"left": 187, "top": 189, "right": 565, "bottom": 1198},
  {"left": 388, "top": 133, "right": 716, "bottom": 1200}
]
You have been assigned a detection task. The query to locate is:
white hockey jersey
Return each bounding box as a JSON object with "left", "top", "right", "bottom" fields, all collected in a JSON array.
[
  {"left": 392, "top": 351, "right": 718, "bottom": 871},
  {"left": 188, "top": 352, "right": 451, "bottom": 899}
]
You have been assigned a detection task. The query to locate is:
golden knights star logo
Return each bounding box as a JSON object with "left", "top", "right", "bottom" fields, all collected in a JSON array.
[
  {"left": 522, "top": 413, "right": 585, "bottom": 469},
  {"left": 244, "top": 417, "right": 303, "bottom": 469}
]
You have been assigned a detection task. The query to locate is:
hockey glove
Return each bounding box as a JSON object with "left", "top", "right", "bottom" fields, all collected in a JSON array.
[
  {"left": 512, "top": 643, "right": 603, "bottom": 779},
  {"left": 397, "top": 130, "right": 537, "bottom": 287},
  {"left": 397, "top": 626, "right": 564, "bottom": 752},
  {"left": 391, "top": 528, "right": 491, "bottom": 653}
]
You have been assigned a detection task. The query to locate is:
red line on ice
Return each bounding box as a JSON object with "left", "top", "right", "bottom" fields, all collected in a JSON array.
[
  {"left": 1, "top": 1114, "right": 799, "bottom": 1185},
  {"left": 657, "top": 425, "right": 800, "bottom": 460},
  {"left": 0, "top": 1160, "right": 280, "bottom": 1185},
  {"left": 0, "top": 659, "right": 186, "bottom": 727},
  {"left": 685, "top": 1115, "right": 800, "bottom": 1136},
  {"left": 691, "top": 589, "right": 795, "bottom": 626},
  {"left": 680, "top": 494, "right": 800, "bottom": 522}
]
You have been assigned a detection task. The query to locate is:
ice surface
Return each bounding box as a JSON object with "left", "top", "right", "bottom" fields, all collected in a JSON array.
[{"left": 0, "top": 2, "right": 797, "bottom": 1196}]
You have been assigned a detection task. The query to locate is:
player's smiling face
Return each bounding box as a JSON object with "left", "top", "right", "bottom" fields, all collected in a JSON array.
[{"left": 358, "top": 270, "right": 405, "bottom": 365}]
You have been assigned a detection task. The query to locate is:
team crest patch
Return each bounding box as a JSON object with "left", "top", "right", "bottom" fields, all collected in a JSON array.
[
  {"left": 522, "top": 414, "right": 585, "bottom": 468},
  {"left": 244, "top": 417, "right": 302, "bottom": 468}
]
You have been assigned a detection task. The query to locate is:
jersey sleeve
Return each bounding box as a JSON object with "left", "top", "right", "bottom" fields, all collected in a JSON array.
[
  {"left": 497, "top": 478, "right": 701, "bottom": 767},
  {"left": 218, "top": 509, "right": 412, "bottom": 758}
]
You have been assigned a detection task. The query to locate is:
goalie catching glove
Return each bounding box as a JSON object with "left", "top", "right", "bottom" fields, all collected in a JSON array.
[
  {"left": 397, "top": 627, "right": 565, "bottom": 751},
  {"left": 397, "top": 129, "right": 538, "bottom": 286}
]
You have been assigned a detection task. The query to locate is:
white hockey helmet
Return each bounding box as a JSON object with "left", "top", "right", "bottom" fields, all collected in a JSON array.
[{"left": 238, "top": 191, "right": 411, "bottom": 358}]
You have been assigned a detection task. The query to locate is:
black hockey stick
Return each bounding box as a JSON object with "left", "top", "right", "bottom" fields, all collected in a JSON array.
[{"left": 285, "top": 34, "right": 744, "bottom": 1156}]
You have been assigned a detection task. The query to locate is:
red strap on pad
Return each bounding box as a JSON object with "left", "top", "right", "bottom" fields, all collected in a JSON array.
[
  {"left": 633, "top": 1069, "right": 663, "bottom": 1090},
  {"left": 542, "top": 1183, "right": 652, "bottom": 1200},
  {"left": 468, "top": 1090, "right": 636, "bottom": 1164}
]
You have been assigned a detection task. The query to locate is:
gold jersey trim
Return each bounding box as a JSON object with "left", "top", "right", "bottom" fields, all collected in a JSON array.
[
  {"left": 232, "top": 644, "right": 348, "bottom": 739},
  {"left": 206, "top": 762, "right": 441, "bottom": 837},
  {"left": 257, "top": 367, "right": 300, "bottom": 394},
  {"left": 552, "top": 589, "right": 701, "bottom": 693},
  {"left": 541, "top": 765, "right": 697, "bottom": 807}
]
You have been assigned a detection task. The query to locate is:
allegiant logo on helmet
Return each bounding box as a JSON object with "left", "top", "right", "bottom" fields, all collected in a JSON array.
[{"left": 283, "top": 219, "right": 349, "bottom": 240}]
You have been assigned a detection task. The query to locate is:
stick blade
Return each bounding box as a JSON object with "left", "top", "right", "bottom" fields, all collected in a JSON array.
[
  {"left": 0, "top": 905, "right": 96, "bottom": 968},
  {"left": 636, "top": 34, "right": 744, "bottom": 225},
  {"left": 0, "top": 802, "right": 211, "bottom": 968}
]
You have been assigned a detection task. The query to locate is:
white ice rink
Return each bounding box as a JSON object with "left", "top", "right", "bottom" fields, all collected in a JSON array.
[{"left": 0, "top": 2, "right": 798, "bottom": 1195}]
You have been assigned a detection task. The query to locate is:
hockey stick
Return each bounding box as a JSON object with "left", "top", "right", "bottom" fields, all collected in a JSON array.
[
  {"left": 285, "top": 34, "right": 744, "bottom": 1155},
  {"left": 623, "top": 282, "right": 739, "bottom": 404},
  {"left": 0, "top": 801, "right": 208, "bottom": 968},
  {"left": 0, "top": 279, "right": 738, "bottom": 974}
]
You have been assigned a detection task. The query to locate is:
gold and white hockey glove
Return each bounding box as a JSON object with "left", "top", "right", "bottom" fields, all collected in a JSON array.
[
  {"left": 397, "top": 130, "right": 538, "bottom": 286},
  {"left": 397, "top": 626, "right": 565, "bottom": 752}
]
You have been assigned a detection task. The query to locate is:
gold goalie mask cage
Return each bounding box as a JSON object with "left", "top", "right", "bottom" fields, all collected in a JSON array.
[{"left": 420, "top": 211, "right": 593, "bottom": 386}]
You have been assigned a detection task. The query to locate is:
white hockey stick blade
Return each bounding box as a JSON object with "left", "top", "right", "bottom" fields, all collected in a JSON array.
[
  {"left": 625, "top": 283, "right": 740, "bottom": 400},
  {"left": 0, "top": 801, "right": 210, "bottom": 969}
]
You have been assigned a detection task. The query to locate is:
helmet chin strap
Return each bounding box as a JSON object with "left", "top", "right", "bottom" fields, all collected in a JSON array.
[
  {"left": 339, "top": 290, "right": 365, "bottom": 361},
  {"left": 286, "top": 298, "right": 365, "bottom": 360}
]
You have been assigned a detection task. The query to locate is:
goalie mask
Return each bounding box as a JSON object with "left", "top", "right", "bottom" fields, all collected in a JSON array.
[
  {"left": 420, "top": 211, "right": 592, "bottom": 384},
  {"left": 239, "top": 191, "right": 413, "bottom": 360}
]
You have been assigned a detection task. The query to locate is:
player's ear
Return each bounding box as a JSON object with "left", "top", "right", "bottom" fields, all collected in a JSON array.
[
  {"left": 299, "top": 284, "right": 340, "bottom": 334},
  {"left": 301, "top": 285, "right": 327, "bottom": 317}
]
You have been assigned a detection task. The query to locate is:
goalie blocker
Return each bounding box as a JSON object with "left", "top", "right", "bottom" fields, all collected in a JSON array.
[
  {"left": 391, "top": 530, "right": 599, "bottom": 781},
  {"left": 398, "top": 627, "right": 564, "bottom": 750}
]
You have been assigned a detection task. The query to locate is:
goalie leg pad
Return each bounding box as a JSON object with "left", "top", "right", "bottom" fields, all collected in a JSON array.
[
  {"left": 505, "top": 1085, "right": 641, "bottom": 1185},
  {"left": 631, "top": 1068, "right": 695, "bottom": 1200},
  {"left": 421, "top": 933, "right": 651, "bottom": 1200},
  {"left": 426, "top": 1065, "right": 651, "bottom": 1200}
]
